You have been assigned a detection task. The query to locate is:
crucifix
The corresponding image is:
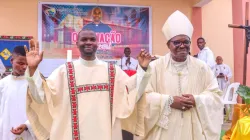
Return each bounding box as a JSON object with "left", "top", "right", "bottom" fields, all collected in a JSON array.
[{"left": 228, "top": 2, "right": 250, "bottom": 86}]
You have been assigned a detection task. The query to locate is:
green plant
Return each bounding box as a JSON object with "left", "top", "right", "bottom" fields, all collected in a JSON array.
[{"left": 236, "top": 85, "right": 250, "bottom": 116}]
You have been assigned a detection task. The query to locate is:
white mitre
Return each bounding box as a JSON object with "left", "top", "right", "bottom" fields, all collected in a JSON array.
[{"left": 162, "top": 10, "right": 194, "bottom": 42}]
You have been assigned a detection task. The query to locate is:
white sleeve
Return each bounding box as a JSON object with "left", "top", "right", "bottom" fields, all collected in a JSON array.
[
  {"left": 193, "top": 65, "right": 223, "bottom": 139},
  {"left": 226, "top": 65, "right": 233, "bottom": 79},
  {"left": 206, "top": 51, "right": 216, "bottom": 70},
  {"left": 25, "top": 68, "right": 45, "bottom": 103},
  {"left": 136, "top": 65, "right": 151, "bottom": 101},
  {"left": 156, "top": 95, "right": 174, "bottom": 129},
  {"left": 146, "top": 92, "right": 174, "bottom": 130},
  {"left": 24, "top": 120, "right": 36, "bottom": 139},
  {"left": 115, "top": 64, "right": 151, "bottom": 119}
]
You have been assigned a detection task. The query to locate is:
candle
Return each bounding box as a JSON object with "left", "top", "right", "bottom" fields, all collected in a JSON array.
[{"left": 67, "top": 50, "right": 72, "bottom": 62}]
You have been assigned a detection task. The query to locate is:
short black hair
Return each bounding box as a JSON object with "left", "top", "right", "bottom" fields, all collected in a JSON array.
[
  {"left": 77, "top": 29, "right": 96, "bottom": 41},
  {"left": 124, "top": 47, "right": 131, "bottom": 53},
  {"left": 12, "top": 46, "right": 26, "bottom": 56},
  {"left": 124, "top": 47, "right": 130, "bottom": 51},
  {"left": 78, "top": 29, "right": 95, "bottom": 35},
  {"left": 197, "top": 37, "right": 205, "bottom": 42}
]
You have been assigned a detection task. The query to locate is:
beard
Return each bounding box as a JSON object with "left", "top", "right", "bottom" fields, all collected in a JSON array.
[{"left": 83, "top": 51, "right": 94, "bottom": 56}]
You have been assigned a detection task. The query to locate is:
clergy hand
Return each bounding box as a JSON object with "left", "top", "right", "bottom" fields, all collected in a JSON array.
[
  {"left": 217, "top": 73, "right": 225, "bottom": 78},
  {"left": 182, "top": 94, "right": 196, "bottom": 107},
  {"left": 170, "top": 96, "right": 194, "bottom": 111},
  {"left": 11, "top": 124, "right": 27, "bottom": 135},
  {"left": 217, "top": 75, "right": 225, "bottom": 78},
  {"left": 137, "top": 49, "right": 151, "bottom": 71},
  {"left": 24, "top": 40, "right": 44, "bottom": 76}
]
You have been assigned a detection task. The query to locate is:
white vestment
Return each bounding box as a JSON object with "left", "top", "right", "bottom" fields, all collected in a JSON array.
[
  {"left": 197, "top": 47, "right": 216, "bottom": 70},
  {"left": 0, "top": 75, "right": 35, "bottom": 140},
  {"left": 134, "top": 53, "right": 223, "bottom": 140},
  {"left": 214, "top": 64, "right": 232, "bottom": 92},
  {"left": 25, "top": 58, "right": 150, "bottom": 140},
  {"left": 117, "top": 56, "right": 138, "bottom": 71}
]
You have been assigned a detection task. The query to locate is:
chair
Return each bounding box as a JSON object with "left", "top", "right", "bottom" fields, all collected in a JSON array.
[
  {"left": 222, "top": 82, "right": 240, "bottom": 122},
  {"left": 222, "top": 82, "right": 240, "bottom": 105}
]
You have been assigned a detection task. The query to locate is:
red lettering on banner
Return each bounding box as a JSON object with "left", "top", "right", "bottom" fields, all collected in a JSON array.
[
  {"left": 115, "top": 33, "right": 121, "bottom": 43},
  {"left": 110, "top": 31, "right": 116, "bottom": 43},
  {"left": 99, "top": 33, "right": 105, "bottom": 43},
  {"left": 71, "top": 31, "right": 122, "bottom": 46},
  {"left": 71, "top": 32, "right": 78, "bottom": 43},
  {"left": 105, "top": 33, "right": 110, "bottom": 43}
]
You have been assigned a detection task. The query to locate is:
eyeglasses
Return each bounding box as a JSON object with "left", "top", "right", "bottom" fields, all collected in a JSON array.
[{"left": 170, "top": 40, "right": 191, "bottom": 47}]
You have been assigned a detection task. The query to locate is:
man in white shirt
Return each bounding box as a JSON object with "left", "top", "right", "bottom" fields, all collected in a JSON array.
[
  {"left": 118, "top": 47, "right": 138, "bottom": 70},
  {"left": 197, "top": 37, "right": 216, "bottom": 70}
]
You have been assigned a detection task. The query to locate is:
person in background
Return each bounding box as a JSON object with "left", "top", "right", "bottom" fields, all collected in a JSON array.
[
  {"left": 214, "top": 56, "right": 233, "bottom": 121},
  {"left": 119, "top": 47, "right": 138, "bottom": 71},
  {"left": 82, "top": 7, "right": 112, "bottom": 33},
  {"left": 0, "top": 46, "right": 35, "bottom": 140},
  {"left": 197, "top": 37, "right": 216, "bottom": 70},
  {"left": 214, "top": 56, "right": 232, "bottom": 92}
]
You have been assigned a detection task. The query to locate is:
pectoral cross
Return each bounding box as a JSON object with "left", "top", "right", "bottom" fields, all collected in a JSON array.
[{"left": 228, "top": 2, "right": 250, "bottom": 87}]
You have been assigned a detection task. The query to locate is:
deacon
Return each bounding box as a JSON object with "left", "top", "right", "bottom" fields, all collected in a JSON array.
[
  {"left": 25, "top": 29, "right": 151, "bottom": 140},
  {"left": 133, "top": 11, "right": 223, "bottom": 140},
  {"left": 0, "top": 46, "right": 35, "bottom": 140}
]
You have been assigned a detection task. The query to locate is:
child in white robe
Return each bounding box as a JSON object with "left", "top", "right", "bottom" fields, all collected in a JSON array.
[{"left": 0, "top": 46, "right": 35, "bottom": 140}]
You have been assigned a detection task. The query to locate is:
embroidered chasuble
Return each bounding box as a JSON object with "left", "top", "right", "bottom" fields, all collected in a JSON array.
[
  {"left": 132, "top": 53, "right": 223, "bottom": 140},
  {"left": 0, "top": 75, "right": 35, "bottom": 140},
  {"left": 26, "top": 58, "right": 150, "bottom": 140}
]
